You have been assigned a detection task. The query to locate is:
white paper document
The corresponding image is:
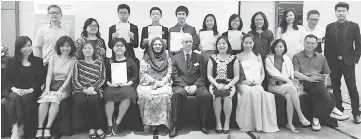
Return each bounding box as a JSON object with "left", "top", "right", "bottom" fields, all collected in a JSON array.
[
  {"left": 170, "top": 32, "right": 184, "bottom": 52},
  {"left": 111, "top": 63, "right": 128, "bottom": 84},
  {"left": 115, "top": 23, "right": 130, "bottom": 43},
  {"left": 228, "top": 30, "right": 243, "bottom": 50},
  {"left": 199, "top": 31, "right": 215, "bottom": 51},
  {"left": 148, "top": 26, "right": 162, "bottom": 42}
]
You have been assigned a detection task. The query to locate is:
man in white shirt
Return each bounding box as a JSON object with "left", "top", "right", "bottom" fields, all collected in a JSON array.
[
  {"left": 304, "top": 10, "right": 325, "bottom": 54},
  {"left": 33, "top": 4, "right": 73, "bottom": 69}
]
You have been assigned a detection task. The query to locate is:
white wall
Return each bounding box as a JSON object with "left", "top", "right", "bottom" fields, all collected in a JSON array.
[{"left": 18, "top": 1, "right": 238, "bottom": 59}]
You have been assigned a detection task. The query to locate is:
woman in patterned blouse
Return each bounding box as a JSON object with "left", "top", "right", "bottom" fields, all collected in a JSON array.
[
  {"left": 75, "top": 18, "right": 107, "bottom": 61},
  {"left": 71, "top": 42, "right": 106, "bottom": 139},
  {"left": 207, "top": 36, "right": 240, "bottom": 134}
]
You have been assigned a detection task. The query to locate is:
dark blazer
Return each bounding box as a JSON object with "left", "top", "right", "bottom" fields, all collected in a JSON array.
[
  {"left": 140, "top": 25, "right": 169, "bottom": 51},
  {"left": 324, "top": 21, "right": 361, "bottom": 66},
  {"left": 171, "top": 51, "right": 205, "bottom": 87},
  {"left": 3, "top": 56, "right": 46, "bottom": 97},
  {"left": 108, "top": 23, "right": 139, "bottom": 58}
]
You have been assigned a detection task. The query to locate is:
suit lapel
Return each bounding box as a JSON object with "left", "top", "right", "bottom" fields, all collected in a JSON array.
[{"left": 178, "top": 51, "right": 188, "bottom": 75}]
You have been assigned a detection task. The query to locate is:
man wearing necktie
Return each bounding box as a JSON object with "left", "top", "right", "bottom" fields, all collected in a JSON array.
[
  {"left": 170, "top": 33, "right": 211, "bottom": 137},
  {"left": 324, "top": 2, "right": 361, "bottom": 124}
]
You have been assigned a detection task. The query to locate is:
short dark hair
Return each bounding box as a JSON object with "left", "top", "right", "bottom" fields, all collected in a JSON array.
[
  {"left": 335, "top": 2, "right": 349, "bottom": 11},
  {"left": 175, "top": 6, "right": 189, "bottom": 16},
  {"left": 81, "top": 18, "right": 101, "bottom": 38},
  {"left": 280, "top": 9, "right": 299, "bottom": 33},
  {"left": 78, "top": 42, "right": 97, "bottom": 60},
  {"left": 307, "top": 10, "right": 320, "bottom": 18},
  {"left": 150, "top": 7, "right": 162, "bottom": 15},
  {"left": 241, "top": 34, "right": 259, "bottom": 56},
  {"left": 47, "top": 4, "right": 62, "bottom": 13},
  {"left": 118, "top": 4, "right": 130, "bottom": 13},
  {"left": 111, "top": 37, "right": 128, "bottom": 58},
  {"left": 55, "top": 36, "right": 76, "bottom": 57},
  {"left": 270, "top": 39, "right": 288, "bottom": 55},
  {"left": 250, "top": 12, "right": 269, "bottom": 31},
  {"left": 228, "top": 14, "right": 243, "bottom": 30},
  {"left": 304, "top": 34, "right": 318, "bottom": 41},
  {"left": 214, "top": 36, "right": 232, "bottom": 54},
  {"left": 200, "top": 14, "right": 219, "bottom": 35}
]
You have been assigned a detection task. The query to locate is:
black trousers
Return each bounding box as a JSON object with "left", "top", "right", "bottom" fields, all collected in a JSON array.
[
  {"left": 171, "top": 86, "right": 212, "bottom": 127},
  {"left": 330, "top": 59, "right": 360, "bottom": 116},
  {"left": 71, "top": 92, "right": 104, "bottom": 131},
  {"left": 303, "top": 81, "right": 334, "bottom": 119}
]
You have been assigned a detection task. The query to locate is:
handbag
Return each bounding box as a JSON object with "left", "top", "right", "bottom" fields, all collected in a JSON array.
[
  {"left": 212, "top": 86, "right": 231, "bottom": 97},
  {"left": 50, "top": 80, "right": 65, "bottom": 91}
]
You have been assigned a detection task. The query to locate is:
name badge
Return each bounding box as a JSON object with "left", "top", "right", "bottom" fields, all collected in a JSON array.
[{"left": 337, "top": 56, "right": 343, "bottom": 60}]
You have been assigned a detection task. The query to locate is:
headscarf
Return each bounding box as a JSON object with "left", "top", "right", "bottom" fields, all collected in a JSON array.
[{"left": 143, "top": 37, "right": 168, "bottom": 72}]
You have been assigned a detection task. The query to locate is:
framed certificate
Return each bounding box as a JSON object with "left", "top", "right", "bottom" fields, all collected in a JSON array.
[
  {"left": 199, "top": 31, "right": 215, "bottom": 51},
  {"left": 228, "top": 30, "right": 243, "bottom": 50},
  {"left": 115, "top": 23, "right": 130, "bottom": 43},
  {"left": 148, "top": 26, "right": 162, "bottom": 43},
  {"left": 111, "top": 62, "right": 128, "bottom": 84},
  {"left": 170, "top": 32, "right": 184, "bottom": 52}
]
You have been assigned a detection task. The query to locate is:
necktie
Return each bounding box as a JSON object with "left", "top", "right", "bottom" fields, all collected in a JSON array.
[
  {"left": 186, "top": 54, "right": 191, "bottom": 70},
  {"left": 180, "top": 27, "right": 184, "bottom": 33}
]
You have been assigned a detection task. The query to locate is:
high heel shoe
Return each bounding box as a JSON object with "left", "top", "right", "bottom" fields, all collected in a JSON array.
[
  {"left": 43, "top": 127, "right": 51, "bottom": 139},
  {"left": 35, "top": 127, "right": 43, "bottom": 139}
]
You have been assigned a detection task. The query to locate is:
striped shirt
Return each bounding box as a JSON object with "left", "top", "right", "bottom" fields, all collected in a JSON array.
[{"left": 72, "top": 60, "right": 106, "bottom": 95}]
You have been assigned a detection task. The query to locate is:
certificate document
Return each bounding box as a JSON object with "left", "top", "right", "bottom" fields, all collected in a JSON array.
[
  {"left": 111, "top": 62, "right": 127, "bottom": 84},
  {"left": 115, "top": 23, "right": 130, "bottom": 43},
  {"left": 170, "top": 32, "right": 184, "bottom": 52},
  {"left": 148, "top": 26, "right": 162, "bottom": 42},
  {"left": 199, "top": 31, "right": 215, "bottom": 51},
  {"left": 228, "top": 30, "right": 243, "bottom": 50}
]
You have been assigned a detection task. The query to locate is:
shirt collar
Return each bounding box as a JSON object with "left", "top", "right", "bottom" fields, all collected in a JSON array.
[
  {"left": 176, "top": 23, "right": 188, "bottom": 28},
  {"left": 337, "top": 20, "right": 347, "bottom": 27},
  {"left": 48, "top": 22, "right": 62, "bottom": 28},
  {"left": 183, "top": 50, "right": 192, "bottom": 56},
  {"left": 302, "top": 50, "right": 317, "bottom": 58},
  {"left": 305, "top": 24, "right": 318, "bottom": 32}
]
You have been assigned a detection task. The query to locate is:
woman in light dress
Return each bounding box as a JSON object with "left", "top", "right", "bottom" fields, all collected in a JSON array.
[
  {"left": 235, "top": 34, "right": 279, "bottom": 132},
  {"left": 265, "top": 39, "right": 310, "bottom": 133},
  {"left": 137, "top": 37, "right": 173, "bottom": 133},
  {"left": 275, "top": 9, "right": 305, "bottom": 59}
]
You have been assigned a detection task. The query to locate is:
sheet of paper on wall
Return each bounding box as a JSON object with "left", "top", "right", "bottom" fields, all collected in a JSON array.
[
  {"left": 228, "top": 30, "right": 243, "bottom": 50},
  {"left": 115, "top": 23, "right": 130, "bottom": 43},
  {"left": 148, "top": 26, "right": 162, "bottom": 43},
  {"left": 170, "top": 32, "right": 184, "bottom": 52},
  {"left": 111, "top": 62, "right": 128, "bottom": 84},
  {"left": 200, "top": 31, "right": 215, "bottom": 51}
]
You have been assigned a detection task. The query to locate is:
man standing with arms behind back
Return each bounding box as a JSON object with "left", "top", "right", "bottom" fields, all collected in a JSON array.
[{"left": 324, "top": 2, "right": 361, "bottom": 124}]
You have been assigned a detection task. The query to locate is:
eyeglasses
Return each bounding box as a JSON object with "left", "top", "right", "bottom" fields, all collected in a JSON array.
[
  {"left": 114, "top": 44, "right": 125, "bottom": 48},
  {"left": 48, "top": 12, "right": 61, "bottom": 15},
  {"left": 307, "top": 18, "right": 319, "bottom": 21},
  {"left": 88, "top": 24, "right": 98, "bottom": 28},
  {"left": 118, "top": 11, "right": 129, "bottom": 15}
]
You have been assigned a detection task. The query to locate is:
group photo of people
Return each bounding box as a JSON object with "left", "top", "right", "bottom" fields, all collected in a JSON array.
[{"left": 1, "top": 1, "right": 360, "bottom": 139}]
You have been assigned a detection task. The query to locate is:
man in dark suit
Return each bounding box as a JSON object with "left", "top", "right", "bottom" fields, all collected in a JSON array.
[
  {"left": 324, "top": 2, "right": 361, "bottom": 124},
  {"left": 108, "top": 4, "right": 139, "bottom": 60},
  {"left": 169, "top": 33, "right": 211, "bottom": 138}
]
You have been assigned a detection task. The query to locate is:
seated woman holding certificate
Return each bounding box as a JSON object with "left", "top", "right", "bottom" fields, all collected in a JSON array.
[
  {"left": 104, "top": 37, "right": 138, "bottom": 137},
  {"left": 222, "top": 14, "right": 246, "bottom": 55},
  {"left": 137, "top": 37, "right": 172, "bottom": 133},
  {"left": 140, "top": 7, "right": 169, "bottom": 53},
  {"left": 37, "top": 36, "right": 77, "bottom": 139},
  {"left": 71, "top": 42, "right": 106, "bottom": 139}
]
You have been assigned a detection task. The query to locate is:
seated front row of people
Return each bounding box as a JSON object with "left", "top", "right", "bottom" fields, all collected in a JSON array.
[{"left": 5, "top": 33, "right": 352, "bottom": 139}]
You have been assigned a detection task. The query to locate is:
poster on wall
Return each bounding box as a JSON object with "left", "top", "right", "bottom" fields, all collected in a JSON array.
[{"left": 34, "top": 1, "right": 75, "bottom": 39}]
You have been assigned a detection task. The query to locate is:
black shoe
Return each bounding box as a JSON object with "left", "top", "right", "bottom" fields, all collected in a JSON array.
[
  {"left": 97, "top": 130, "right": 106, "bottom": 139},
  {"left": 112, "top": 123, "right": 120, "bottom": 135},
  {"left": 200, "top": 126, "right": 209, "bottom": 134},
  {"left": 354, "top": 115, "right": 361, "bottom": 124},
  {"left": 223, "top": 130, "right": 230, "bottom": 134},
  {"left": 88, "top": 133, "right": 97, "bottom": 139},
  {"left": 169, "top": 127, "right": 178, "bottom": 138},
  {"left": 215, "top": 129, "right": 222, "bottom": 134},
  {"left": 106, "top": 126, "right": 113, "bottom": 137}
]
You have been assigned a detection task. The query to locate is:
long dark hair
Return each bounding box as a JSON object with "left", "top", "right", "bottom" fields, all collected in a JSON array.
[
  {"left": 78, "top": 42, "right": 97, "bottom": 60},
  {"left": 250, "top": 12, "right": 269, "bottom": 31},
  {"left": 200, "top": 14, "right": 218, "bottom": 35},
  {"left": 280, "top": 9, "right": 299, "bottom": 33},
  {"left": 111, "top": 37, "right": 128, "bottom": 60},
  {"left": 241, "top": 34, "right": 259, "bottom": 56},
  {"left": 214, "top": 36, "right": 232, "bottom": 54},
  {"left": 14, "top": 36, "right": 36, "bottom": 65},
  {"left": 228, "top": 14, "right": 243, "bottom": 30},
  {"left": 81, "top": 18, "right": 101, "bottom": 38}
]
